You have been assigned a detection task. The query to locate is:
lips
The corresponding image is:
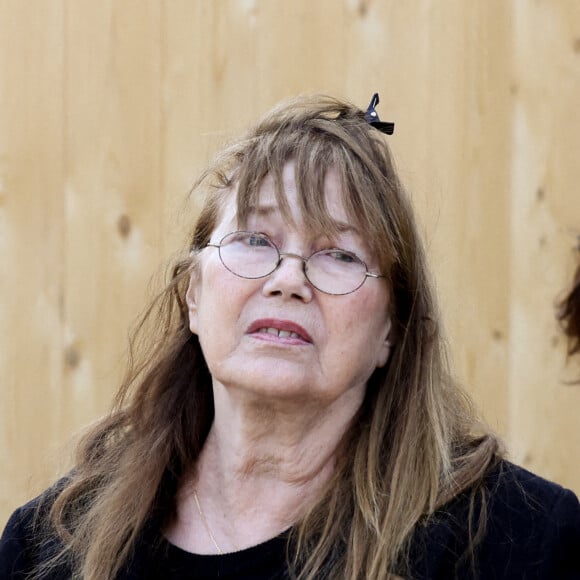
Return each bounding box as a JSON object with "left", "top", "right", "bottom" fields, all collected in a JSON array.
[{"left": 246, "top": 318, "right": 313, "bottom": 343}]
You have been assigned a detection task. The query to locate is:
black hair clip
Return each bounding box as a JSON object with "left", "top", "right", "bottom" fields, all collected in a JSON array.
[{"left": 364, "top": 93, "right": 394, "bottom": 135}]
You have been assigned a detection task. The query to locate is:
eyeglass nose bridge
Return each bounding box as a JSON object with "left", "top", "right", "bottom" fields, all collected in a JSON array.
[{"left": 274, "top": 251, "right": 310, "bottom": 273}]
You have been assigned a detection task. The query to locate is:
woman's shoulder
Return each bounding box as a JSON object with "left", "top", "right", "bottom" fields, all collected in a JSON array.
[
  {"left": 484, "top": 460, "right": 580, "bottom": 545},
  {"left": 0, "top": 481, "right": 69, "bottom": 579},
  {"left": 482, "top": 459, "right": 579, "bottom": 517},
  {"left": 2, "top": 477, "right": 69, "bottom": 532},
  {"left": 487, "top": 458, "right": 576, "bottom": 494},
  {"left": 411, "top": 460, "right": 580, "bottom": 579},
  {"left": 1, "top": 485, "right": 58, "bottom": 547}
]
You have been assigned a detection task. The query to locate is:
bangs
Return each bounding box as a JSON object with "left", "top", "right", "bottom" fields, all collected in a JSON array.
[{"left": 232, "top": 122, "right": 399, "bottom": 273}]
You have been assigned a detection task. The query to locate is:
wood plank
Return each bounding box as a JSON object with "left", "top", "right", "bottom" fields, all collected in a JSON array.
[
  {"left": 61, "top": 0, "right": 163, "bottom": 431},
  {"left": 0, "top": 1, "right": 65, "bottom": 524},
  {"left": 509, "top": 0, "right": 580, "bottom": 491},
  {"left": 160, "top": 0, "right": 258, "bottom": 255},
  {"left": 2, "top": 2, "right": 580, "bottom": 530}
]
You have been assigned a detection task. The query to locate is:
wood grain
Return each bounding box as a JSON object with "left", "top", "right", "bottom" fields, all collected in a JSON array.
[{"left": 1, "top": 1, "right": 579, "bottom": 527}]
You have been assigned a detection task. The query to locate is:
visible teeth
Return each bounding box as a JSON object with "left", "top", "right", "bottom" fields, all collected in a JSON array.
[{"left": 258, "top": 327, "right": 301, "bottom": 339}]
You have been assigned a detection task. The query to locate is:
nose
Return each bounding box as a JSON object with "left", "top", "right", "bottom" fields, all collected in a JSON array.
[
  {"left": 261, "top": 252, "right": 313, "bottom": 301},
  {"left": 279, "top": 252, "right": 308, "bottom": 268}
]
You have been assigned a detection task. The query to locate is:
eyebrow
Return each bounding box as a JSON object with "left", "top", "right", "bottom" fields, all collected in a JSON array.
[
  {"left": 246, "top": 204, "right": 361, "bottom": 235},
  {"left": 247, "top": 205, "right": 278, "bottom": 217}
]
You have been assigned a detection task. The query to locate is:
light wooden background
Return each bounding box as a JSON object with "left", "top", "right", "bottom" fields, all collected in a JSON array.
[{"left": 1, "top": 1, "right": 580, "bottom": 527}]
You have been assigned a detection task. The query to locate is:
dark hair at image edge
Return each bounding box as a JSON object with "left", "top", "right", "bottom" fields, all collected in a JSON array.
[
  {"left": 34, "top": 94, "right": 503, "bottom": 580},
  {"left": 558, "top": 256, "right": 580, "bottom": 361}
]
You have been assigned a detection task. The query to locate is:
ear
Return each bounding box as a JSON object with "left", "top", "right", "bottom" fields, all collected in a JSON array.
[
  {"left": 375, "top": 318, "right": 393, "bottom": 368},
  {"left": 185, "top": 274, "right": 199, "bottom": 335}
]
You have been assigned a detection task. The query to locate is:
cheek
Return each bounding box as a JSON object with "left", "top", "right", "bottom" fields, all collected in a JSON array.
[
  {"left": 194, "top": 272, "right": 256, "bottom": 344},
  {"left": 334, "top": 296, "right": 391, "bottom": 364},
  {"left": 343, "top": 291, "right": 389, "bottom": 332}
]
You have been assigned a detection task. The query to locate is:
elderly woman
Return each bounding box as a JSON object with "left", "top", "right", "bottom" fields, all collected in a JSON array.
[{"left": 1, "top": 94, "right": 580, "bottom": 579}]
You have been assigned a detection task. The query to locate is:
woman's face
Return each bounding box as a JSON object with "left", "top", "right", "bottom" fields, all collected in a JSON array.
[{"left": 186, "top": 162, "right": 392, "bottom": 408}]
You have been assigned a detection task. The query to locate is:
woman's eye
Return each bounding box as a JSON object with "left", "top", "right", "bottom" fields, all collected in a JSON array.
[
  {"left": 247, "top": 233, "right": 272, "bottom": 248},
  {"left": 327, "top": 250, "right": 357, "bottom": 263}
]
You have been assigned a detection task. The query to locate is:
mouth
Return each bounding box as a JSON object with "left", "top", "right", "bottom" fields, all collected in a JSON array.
[
  {"left": 255, "top": 327, "right": 304, "bottom": 340},
  {"left": 246, "top": 319, "right": 313, "bottom": 344}
]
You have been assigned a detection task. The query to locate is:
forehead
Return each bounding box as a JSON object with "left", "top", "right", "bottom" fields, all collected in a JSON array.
[
  {"left": 214, "top": 162, "right": 357, "bottom": 237},
  {"left": 253, "top": 162, "right": 349, "bottom": 223},
  {"left": 205, "top": 160, "right": 395, "bottom": 272}
]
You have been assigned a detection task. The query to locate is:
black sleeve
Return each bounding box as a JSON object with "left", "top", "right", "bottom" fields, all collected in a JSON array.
[
  {"left": 0, "top": 489, "right": 69, "bottom": 580},
  {"left": 471, "top": 464, "right": 580, "bottom": 580},
  {"left": 538, "top": 486, "right": 580, "bottom": 579},
  {"left": 408, "top": 462, "right": 580, "bottom": 580},
  {"left": 0, "top": 506, "right": 36, "bottom": 579}
]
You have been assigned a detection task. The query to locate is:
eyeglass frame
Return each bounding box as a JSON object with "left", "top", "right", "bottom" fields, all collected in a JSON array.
[{"left": 204, "top": 230, "right": 385, "bottom": 296}]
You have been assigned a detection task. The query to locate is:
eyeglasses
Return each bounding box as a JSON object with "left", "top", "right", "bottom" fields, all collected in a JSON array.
[{"left": 205, "top": 231, "right": 384, "bottom": 295}]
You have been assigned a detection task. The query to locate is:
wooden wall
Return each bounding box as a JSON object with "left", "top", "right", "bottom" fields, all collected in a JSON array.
[{"left": 1, "top": 1, "right": 580, "bottom": 526}]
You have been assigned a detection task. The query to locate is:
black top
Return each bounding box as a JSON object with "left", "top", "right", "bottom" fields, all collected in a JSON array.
[
  {"left": 1, "top": 461, "right": 580, "bottom": 579},
  {"left": 148, "top": 536, "right": 289, "bottom": 579}
]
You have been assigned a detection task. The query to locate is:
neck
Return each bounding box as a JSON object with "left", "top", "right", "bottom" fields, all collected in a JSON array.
[
  {"left": 169, "top": 380, "right": 363, "bottom": 552},
  {"left": 205, "top": 379, "right": 363, "bottom": 485}
]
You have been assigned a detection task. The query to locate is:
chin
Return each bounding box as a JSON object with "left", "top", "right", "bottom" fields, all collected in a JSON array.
[
  {"left": 211, "top": 357, "right": 358, "bottom": 405},
  {"left": 229, "top": 375, "right": 357, "bottom": 409},
  {"left": 231, "top": 373, "right": 315, "bottom": 400}
]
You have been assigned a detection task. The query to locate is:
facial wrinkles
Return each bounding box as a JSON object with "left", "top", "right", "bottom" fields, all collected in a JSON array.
[
  {"left": 243, "top": 210, "right": 375, "bottom": 271},
  {"left": 188, "top": 168, "right": 392, "bottom": 422},
  {"left": 248, "top": 166, "right": 360, "bottom": 234},
  {"left": 207, "top": 166, "right": 385, "bottom": 287}
]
